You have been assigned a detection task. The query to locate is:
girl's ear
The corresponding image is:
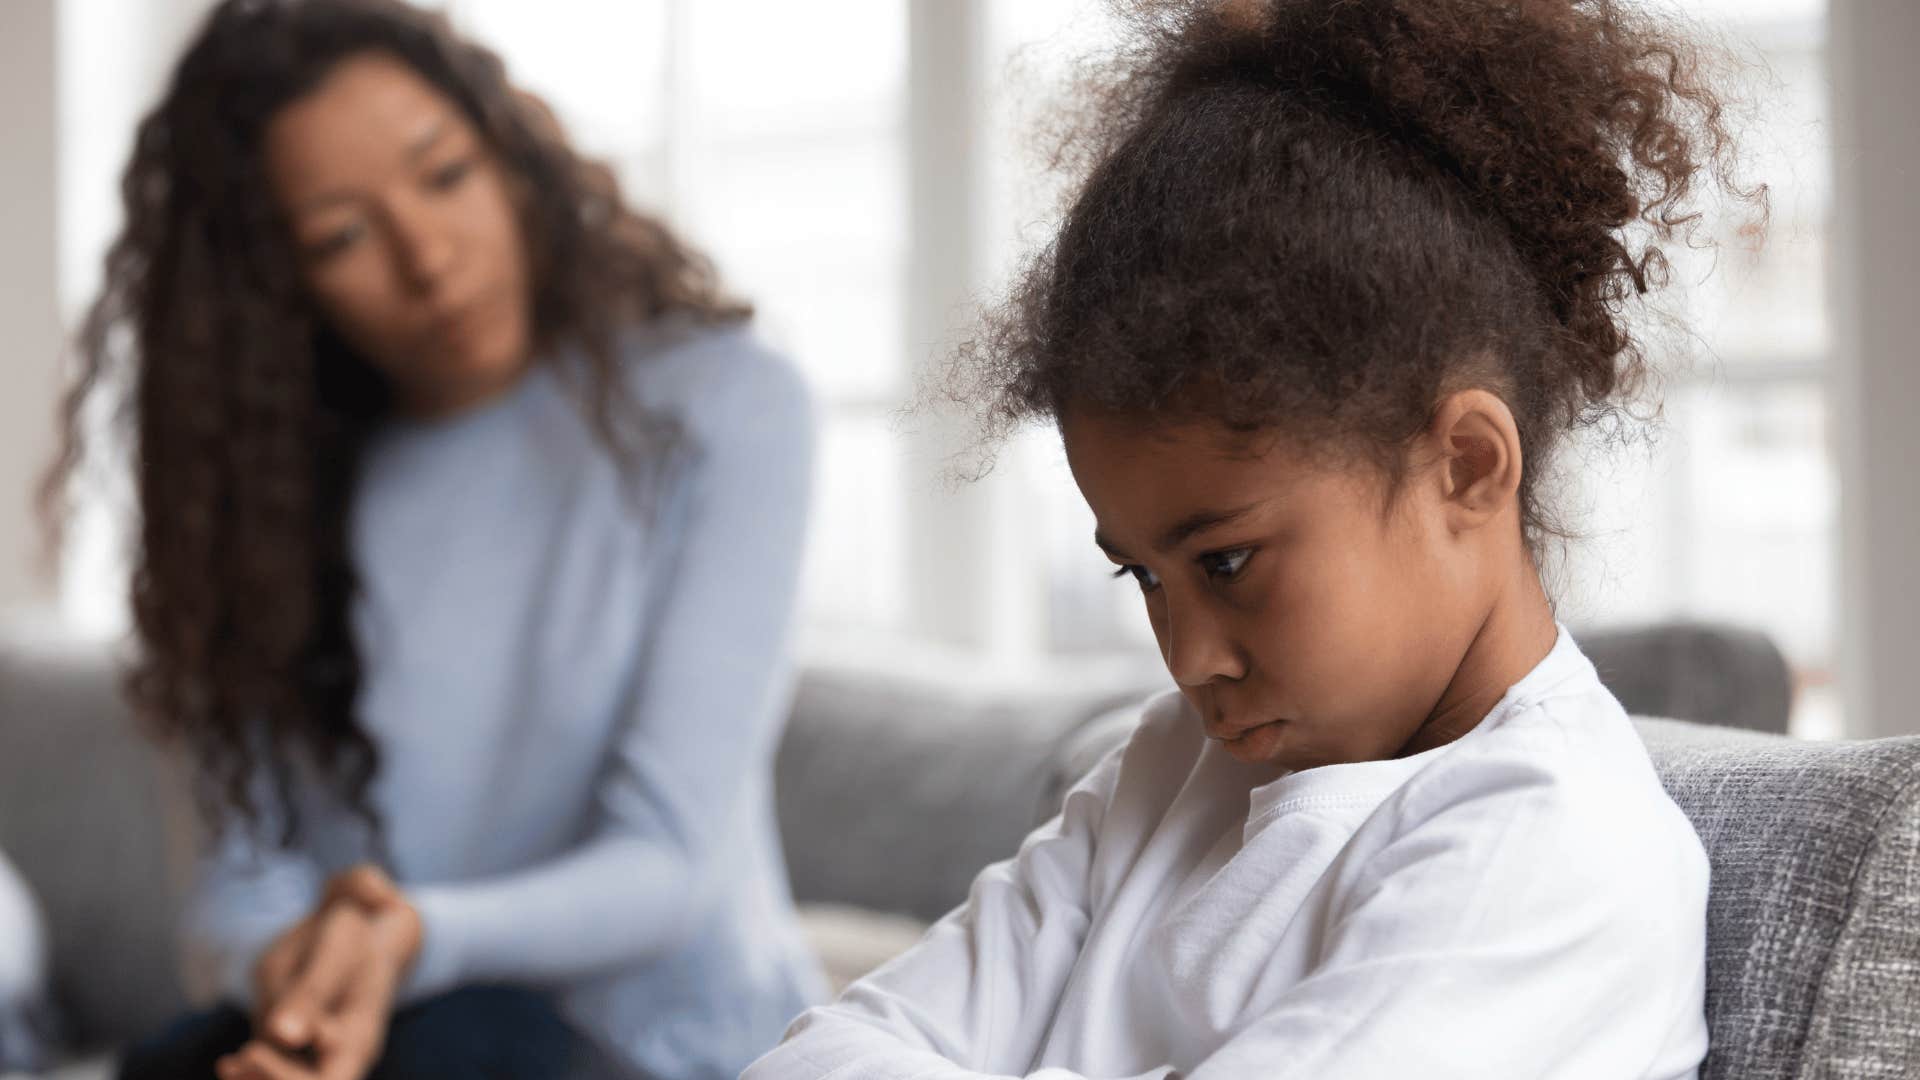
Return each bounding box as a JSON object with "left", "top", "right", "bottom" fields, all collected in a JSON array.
[{"left": 1427, "top": 389, "right": 1524, "bottom": 534}]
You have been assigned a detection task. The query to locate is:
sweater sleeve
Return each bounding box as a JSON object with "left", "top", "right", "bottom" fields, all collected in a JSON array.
[
  {"left": 746, "top": 732, "right": 1706, "bottom": 1079},
  {"left": 398, "top": 338, "right": 816, "bottom": 1000},
  {"left": 740, "top": 744, "right": 1157, "bottom": 1080},
  {"left": 178, "top": 810, "right": 326, "bottom": 1011}
]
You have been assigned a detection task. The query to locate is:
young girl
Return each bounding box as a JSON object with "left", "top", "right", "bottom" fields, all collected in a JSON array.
[
  {"left": 747, "top": 0, "right": 1750, "bottom": 1075},
  {"left": 50, "top": 1, "right": 821, "bottom": 1077}
]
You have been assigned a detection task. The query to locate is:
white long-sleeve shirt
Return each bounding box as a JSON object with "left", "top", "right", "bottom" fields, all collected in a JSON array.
[{"left": 745, "top": 627, "right": 1711, "bottom": 1079}]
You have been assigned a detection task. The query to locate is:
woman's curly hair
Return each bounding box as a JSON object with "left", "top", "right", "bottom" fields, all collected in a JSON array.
[
  {"left": 45, "top": 0, "right": 746, "bottom": 845},
  {"left": 956, "top": 0, "right": 1763, "bottom": 557}
]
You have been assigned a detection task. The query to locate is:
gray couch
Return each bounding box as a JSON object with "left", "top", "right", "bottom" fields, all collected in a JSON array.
[{"left": 4, "top": 620, "right": 1918, "bottom": 1078}]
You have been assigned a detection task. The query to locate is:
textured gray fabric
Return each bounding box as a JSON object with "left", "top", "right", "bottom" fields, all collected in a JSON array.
[
  {"left": 1579, "top": 620, "right": 1794, "bottom": 734},
  {"left": 0, "top": 630, "right": 187, "bottom": 1051},
  {"left": 1640, "top": 719, "right": 1920, "bottom": 1080}
]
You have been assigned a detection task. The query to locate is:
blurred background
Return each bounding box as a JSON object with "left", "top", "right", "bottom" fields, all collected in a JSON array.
[{"left": 0, "top": 0, "right": 1914, "bottom": 740}]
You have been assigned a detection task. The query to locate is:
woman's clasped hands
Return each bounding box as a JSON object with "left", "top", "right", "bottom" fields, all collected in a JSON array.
[{"left": 216, "top": 866, "right": 422, "bottom": 1080}]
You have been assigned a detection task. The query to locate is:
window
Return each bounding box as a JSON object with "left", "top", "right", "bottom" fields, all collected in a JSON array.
[
  {"left": 55, "top": 0, "right": 1843, "bottom": 732},
  {"left": 446, "top": 0, "right": 913, "bottom": 635},
  {"left": 1549, "top": 6, "right": 1839, "bottom": 734}
]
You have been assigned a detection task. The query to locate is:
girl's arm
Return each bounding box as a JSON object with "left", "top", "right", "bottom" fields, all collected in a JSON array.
[
  {"left": 751, "top": 738, "right": 1704, "bottom": 1079},
  {"left": 1178, "top": 757, "right": 1707, "bottom": 1079},
  {"left": 393, "top": 338, "right": 818, "bottom": 1001},
  {"left": 744, "top": 744, "right": 1136, "bottom": 1079}
]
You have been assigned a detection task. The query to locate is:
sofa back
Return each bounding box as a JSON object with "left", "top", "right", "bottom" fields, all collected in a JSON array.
[
  {"left": 0, "top": 629, "right": 187, "bottom": 1050},
  {"left": 0, "top": 618, "right": 1805, "bottom": 1056},
  {"left": 1646, "top": 719, "right": 1920, "bottom": 1079},
  {"left": 779, "top": 621, "right": 1796, "bottom": 924}
]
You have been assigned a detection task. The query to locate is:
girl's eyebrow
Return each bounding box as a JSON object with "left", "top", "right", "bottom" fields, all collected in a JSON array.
[
  {"left": 1094, "top": 500, "right": 1267, "bottom": 560},
  {"left": 1155, "top": 501, "right": 1263, "bottom": 551}
]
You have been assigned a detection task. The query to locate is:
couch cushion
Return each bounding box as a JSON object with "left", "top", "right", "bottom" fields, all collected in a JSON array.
[
  {"left": 1641, "top": 719, "right": 1920, "bottom": 1080},
  {"left": 0, "top": 628, "right": 188, "bottom": 1051}
]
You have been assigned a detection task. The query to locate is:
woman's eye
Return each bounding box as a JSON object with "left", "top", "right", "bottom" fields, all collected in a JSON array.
[
  {"left": 428, "top": 158, "right": 474, "bottom": 191},
  {"left": 1111, "top": 564, "right": 1161, "bottom": 592},
  {"left": 1200, "top": 548, "right": 1253, "bottom": 581},
  {"left": 305, "top": 221, "right": 366, "bottom": 260}
]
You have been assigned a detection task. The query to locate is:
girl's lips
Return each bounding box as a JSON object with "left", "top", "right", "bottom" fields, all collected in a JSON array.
[
  {"left": 1220, "top": 720, "right": 1289, "bottom": 762},
  {"left": 1207, "top": 718, "right": 1284, "bottom": 742}
]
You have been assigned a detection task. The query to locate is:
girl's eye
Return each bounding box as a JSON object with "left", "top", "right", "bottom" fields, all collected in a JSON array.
[
  {"left": 1111, "top": 564, "right": 1161, "bottom": 593},
  {"left": 428, "top": 158, "right": 474, "bottom": 192},
  {"left": 1200, "top": 548, "right": 1253, "bottom": 581}
]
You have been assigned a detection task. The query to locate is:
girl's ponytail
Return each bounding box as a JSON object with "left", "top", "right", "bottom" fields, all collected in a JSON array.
[{"left": 958, "top": 0, "right": 1759, "bottom": 555}]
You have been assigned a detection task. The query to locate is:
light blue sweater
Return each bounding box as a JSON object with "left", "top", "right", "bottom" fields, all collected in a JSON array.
[{"left": 178, "top": 323, "right": 826, "bottom": 1078}]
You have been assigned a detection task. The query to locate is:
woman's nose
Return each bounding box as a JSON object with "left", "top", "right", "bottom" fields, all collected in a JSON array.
[{"left": 388, "top": 204, "right": 456, "bottom": 293}]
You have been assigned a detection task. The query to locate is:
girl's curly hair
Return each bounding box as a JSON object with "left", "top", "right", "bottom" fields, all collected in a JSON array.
[
  {"left": 45, "top": 0, "right": 746, "bottom": 845},
  {"left": 956, "top": 0, "right": 1763, "bottom": 556}
]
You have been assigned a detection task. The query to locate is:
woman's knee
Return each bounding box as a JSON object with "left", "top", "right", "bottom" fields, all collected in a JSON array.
[{"left": 116, "top": 1006, "right": 252, "bottom": 1080}]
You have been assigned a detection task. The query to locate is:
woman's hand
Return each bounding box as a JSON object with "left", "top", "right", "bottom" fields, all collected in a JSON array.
[{"left": 221, "top": 865, "right": 423, "bottom": 1080}]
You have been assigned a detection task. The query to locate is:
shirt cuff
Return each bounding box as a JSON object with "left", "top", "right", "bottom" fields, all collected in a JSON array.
[
  {"left": 219, "top": 938, "right": 270, "bottom": 1012},
  {"left": 397, "top": 886, "right": 468, "bottom": 1004}
]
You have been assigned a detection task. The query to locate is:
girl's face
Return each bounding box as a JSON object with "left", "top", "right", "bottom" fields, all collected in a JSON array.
[
  {"left": 1062, "top": 407, "right": 1492, "bottom": 772},
  {"left": 266, "top": 51, "right": 532, "bottom": 418}
]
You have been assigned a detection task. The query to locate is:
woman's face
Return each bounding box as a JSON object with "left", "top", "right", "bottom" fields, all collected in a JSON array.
[
  {"left": 266, "top": 51, "right": 532, "bottom": 418},
  {"left": 1061, "top": 408, "right": 1486, "bottom": 773}
]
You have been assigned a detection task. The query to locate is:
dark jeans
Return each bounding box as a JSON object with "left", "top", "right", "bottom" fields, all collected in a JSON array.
[{"left": 118, "top": 985, "right": 628, "bottom": 1080}]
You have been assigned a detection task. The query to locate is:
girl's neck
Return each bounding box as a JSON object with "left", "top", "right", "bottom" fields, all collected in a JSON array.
[{"left": 1397, "top": 563, "right": 1559, "bottom": 758}]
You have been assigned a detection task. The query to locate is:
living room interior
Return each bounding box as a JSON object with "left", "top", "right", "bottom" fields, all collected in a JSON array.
[{"left": 1, "top": 1, "right": 1917, "bottom": 1077}]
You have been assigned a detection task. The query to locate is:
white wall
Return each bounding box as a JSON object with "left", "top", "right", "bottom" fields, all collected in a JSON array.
[
  {"left": 0, "top": 0, "right": 61, "bottom": 613},
  {"left": 1830, "top": 0, "right": 1920, "bottom": 738}
]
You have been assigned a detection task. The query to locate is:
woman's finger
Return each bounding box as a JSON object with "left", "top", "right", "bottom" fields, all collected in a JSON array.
[
  {"left": 325, "top": 864, "right": 402, "bottom": 911},
  {"left": 310, "top": 1007, "right": 389, "bottom": 1080},
  {"left": 261, "top": 903, "right": 373, "bottom": 1049}
]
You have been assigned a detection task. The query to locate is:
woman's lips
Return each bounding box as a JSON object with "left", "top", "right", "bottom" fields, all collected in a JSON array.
[{"left": 427, "top": 301, "right": 484, "bottom": 344}]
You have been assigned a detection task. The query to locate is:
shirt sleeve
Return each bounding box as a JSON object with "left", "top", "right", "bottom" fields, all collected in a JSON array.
[
  {"left": 1179, "top": 752, "right": 1708, "bottom": 1080},
  {"left": 398, "top": 340, "right": 817, "bottom": 1000},
  {"left": 741, "top": 744, "right": 1158, "bottom": 1080},
  {"left": 746, "top": 737, "right": 1706, "bottom": 1079},
  {"left": 177, "top": 799, "right": 326, "bottom": 1010}
]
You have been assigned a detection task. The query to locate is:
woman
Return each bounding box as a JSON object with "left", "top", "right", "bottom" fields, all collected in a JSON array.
[
  {"left": 49, "top": 1, "right": 823, "bottom": 1077},
  {"left": 748, "top": 0, "right": 1753, "bottom": 1075}
]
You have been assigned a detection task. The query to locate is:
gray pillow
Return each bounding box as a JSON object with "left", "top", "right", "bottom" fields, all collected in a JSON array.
[{"left": 0, "top": 848, "right": 59, "bottom": 1072}]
